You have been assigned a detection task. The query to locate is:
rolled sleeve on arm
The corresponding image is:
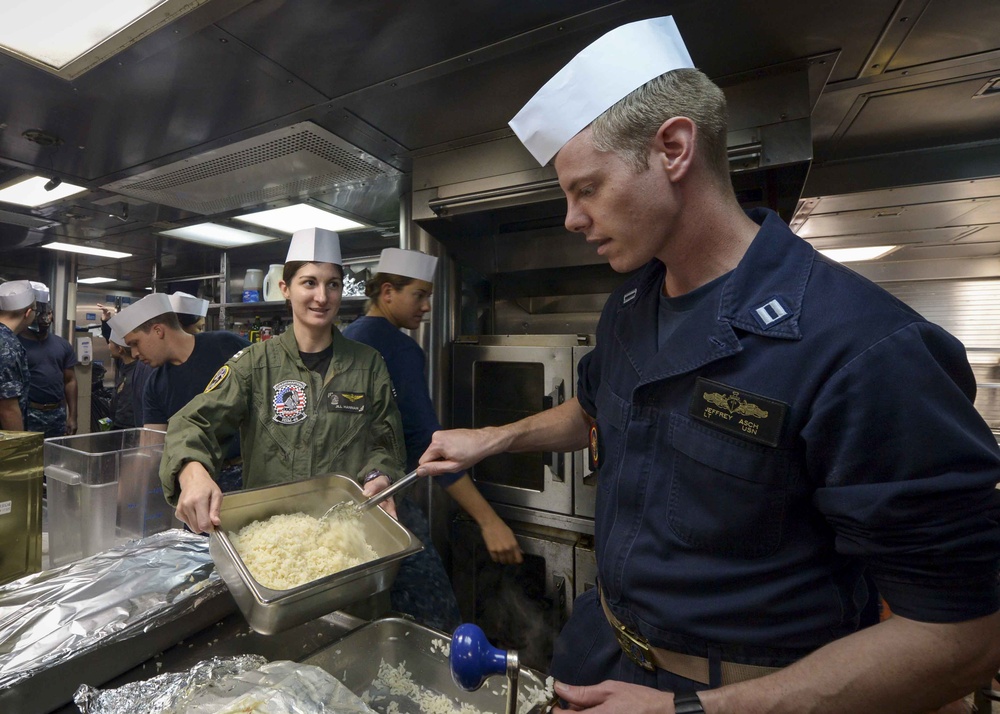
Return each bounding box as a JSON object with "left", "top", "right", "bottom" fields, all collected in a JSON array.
[{"left": 807, "top": 322, "right": 1000, "bottom": 623}]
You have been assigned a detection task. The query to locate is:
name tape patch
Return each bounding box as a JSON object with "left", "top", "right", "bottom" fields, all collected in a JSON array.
[
  {"left": 327, "top": 390, "right": 366, "bottom": 413},
  {"left": 688, "top": 377, "right": 788, "bottom": 447}
]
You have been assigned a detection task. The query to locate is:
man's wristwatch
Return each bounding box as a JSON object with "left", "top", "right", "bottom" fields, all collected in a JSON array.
[
  {"left": 363, "top": 469, "right": 392, "bottom": 486},
  {"left": 673, "top": 691, "right": 705, "bottom": 714}
]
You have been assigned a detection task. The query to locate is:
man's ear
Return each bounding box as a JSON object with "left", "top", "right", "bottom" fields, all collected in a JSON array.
[{"left": 653, "top": 116, "right": 696, "bottom": 182}]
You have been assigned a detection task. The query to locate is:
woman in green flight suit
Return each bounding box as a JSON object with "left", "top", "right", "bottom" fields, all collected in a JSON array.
[{"left": 159, "top": 226, "right": 405, "bottom": 533}]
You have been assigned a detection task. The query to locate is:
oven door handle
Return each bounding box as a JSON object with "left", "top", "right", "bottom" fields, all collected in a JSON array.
[{"left": 543, "top": 380, "right": 566, "bottom": 482}]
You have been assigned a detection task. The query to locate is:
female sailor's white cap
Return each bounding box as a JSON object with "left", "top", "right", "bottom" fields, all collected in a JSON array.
[
  {"left": 0, "top": 280, "right": 36, "bottom": 311},
  {"left": 509, "top": 16, "right": 694, "bottom": 166},
  {"left": 168, "top": 291, "right": 209, "bottom": 317},
  {"left": 108, "top": 293, "right": 172, "bottom": 336},
  {"left": 376, "top": 248, "right": 438, "bottom": 283},
  {"left": 29, "top": 281, "right": 50, "bottom": 304},
  {"left": 286, "top": 227, "right": 342, "bottom": 266}
]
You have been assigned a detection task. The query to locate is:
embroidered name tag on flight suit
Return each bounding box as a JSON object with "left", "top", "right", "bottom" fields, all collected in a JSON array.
[
  {"left": 327, "top": 390, "right": 366, "bottom": 413},
  {"left": 688, "top": 377, "right": 788, "bottom": 447}
]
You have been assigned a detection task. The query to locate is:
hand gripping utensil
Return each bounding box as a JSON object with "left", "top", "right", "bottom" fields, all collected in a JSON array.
[{"left": 320, "top": 468, "right": 420, "bottom": 520}]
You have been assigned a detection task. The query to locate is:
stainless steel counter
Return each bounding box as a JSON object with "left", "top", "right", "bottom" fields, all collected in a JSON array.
[{"left": 51, "top": 606, "right": 371, "bottom": 714}]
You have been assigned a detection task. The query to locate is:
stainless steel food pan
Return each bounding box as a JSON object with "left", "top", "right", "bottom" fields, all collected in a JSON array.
[
  {"left": 209, "top": 473, "right": 423, "bottom": 635},
  {"left": 303, "top": 617, "right": 552, "bottom": 714}
]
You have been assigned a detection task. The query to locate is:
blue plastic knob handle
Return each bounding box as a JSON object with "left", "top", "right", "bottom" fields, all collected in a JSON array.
[{"left": 450, "top": 623, "right": 509, "bottom": 691}]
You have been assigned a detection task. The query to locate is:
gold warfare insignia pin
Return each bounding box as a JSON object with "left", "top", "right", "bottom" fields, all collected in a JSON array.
[
  {"left": 688, "top": 377, "right": 788, "bottom": 447},
  {"left": 204, "top": 365, "right": 230, "bottom": 393}
]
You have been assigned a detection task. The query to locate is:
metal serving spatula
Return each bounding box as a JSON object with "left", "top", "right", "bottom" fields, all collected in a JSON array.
[{"left": 319, "top": 468, "right": 420, "bottom": 521}]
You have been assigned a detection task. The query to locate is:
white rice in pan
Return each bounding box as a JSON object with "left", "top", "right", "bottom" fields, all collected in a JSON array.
[{"left": 229, "top": 512, "right": 378, "bottom": 590}]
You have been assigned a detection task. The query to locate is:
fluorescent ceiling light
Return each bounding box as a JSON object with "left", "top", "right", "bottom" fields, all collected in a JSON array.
[
  {"left": 44, "top": 242, "right": 132, "bottom": 259},
  {"left": 160, "top": 223, "right": 277, "bottom": 248},
  {"left": 0, "top": 0, "right": 212, "bottom": 80},
  {"left": 234, "top": 204, "right": 367, "bottom": 234},
  {"left": 818, "top": 245, "right": 899, "bottom": 263},
  {"left": 77, "top": 277, "right": 117, "bottom": 284},
  {"left": 0, "top": 176, "right": 87, "bottom": 207}
]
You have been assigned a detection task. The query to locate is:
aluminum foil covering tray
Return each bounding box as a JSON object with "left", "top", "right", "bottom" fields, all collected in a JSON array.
[
  {"left": 303, "top": 617, "right": 554, "bottom": 714},
  {"left": 210, "top": 473, "right": 423, "bottom": 635},
  {"left": 0, "top": 529, "right": 236, "bottom": 714}
]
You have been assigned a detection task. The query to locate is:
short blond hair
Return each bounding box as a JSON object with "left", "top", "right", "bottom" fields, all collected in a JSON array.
[{"left": 590, "top": 69, "right": 729, "bottom": 180}]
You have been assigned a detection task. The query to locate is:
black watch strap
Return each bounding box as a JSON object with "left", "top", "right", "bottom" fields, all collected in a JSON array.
[{"left": 673, "top": 691, "right": 705, "bottom": 713}]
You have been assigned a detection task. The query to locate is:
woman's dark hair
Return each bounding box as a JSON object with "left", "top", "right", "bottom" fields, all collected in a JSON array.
[
  {"left": 365, "top": 272, "right": 413, "bottom": 303},
  {"left": 283, "top": 261, "right": 343, "bottom": 284},
  {"left": 176, "top": 312, "right": 201, "bottom": 327}
]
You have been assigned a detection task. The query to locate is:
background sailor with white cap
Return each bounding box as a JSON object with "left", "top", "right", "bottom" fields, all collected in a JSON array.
[
  {"left": 0, "top": 280, "right": 37, "bottom": 430},
  {"left": 110, "top": 291, "right": 248, "bottom": 491},
  {"left": 344, "top": 248, "right": 523, "bottom": 566},
  {"left": 168, "top": 291, "right": 210, "bottom": 335},
  {"left": 97, "top": 301, "right": 152, "bottom": 430},
  {"left": 343, "top": 246, "right": 522, "bottom": 631},
  {"left": 417, "top": 15, "right": 1000, "bottom": 713},
  {"left": 18, "top": 280, "right": 78, "bottom": 437}
]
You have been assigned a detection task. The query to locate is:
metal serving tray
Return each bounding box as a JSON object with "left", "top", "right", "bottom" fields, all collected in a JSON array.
[
  {"left": 210, "top": 473, "right": 423, "bottom": 635},
  {"left": 303, "top": 617, "right": 552, "bottom": 714}
]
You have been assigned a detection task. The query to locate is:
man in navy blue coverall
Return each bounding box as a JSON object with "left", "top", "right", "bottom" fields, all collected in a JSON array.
[{"left": 417, "top": 15, "right": 1000, "bottom": 714}]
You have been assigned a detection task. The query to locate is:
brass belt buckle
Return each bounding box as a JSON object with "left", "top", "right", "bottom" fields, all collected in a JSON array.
[{"left": 613, "top": 621, "right": 655, "bottom": 671}]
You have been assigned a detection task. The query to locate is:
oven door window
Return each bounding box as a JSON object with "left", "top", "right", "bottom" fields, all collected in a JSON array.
[{"left": 473, "top": 361, "right": 545, "bottom": 491}]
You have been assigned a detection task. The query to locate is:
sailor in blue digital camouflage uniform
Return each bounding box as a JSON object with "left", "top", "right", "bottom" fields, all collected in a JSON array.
[
  {"left": 18, "top": 282, "right": 78, "bottom": 437},
  {"left": 417, "top": 16, "right": 1000, "bottom": 714},
  {"left": 0, "top": 280, "right": 36, "bottom": 431}
]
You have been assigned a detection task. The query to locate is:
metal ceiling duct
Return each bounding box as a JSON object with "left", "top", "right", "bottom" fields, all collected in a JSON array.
[{"left": 102, "top": 122, "right": 402, "bottom": 219}]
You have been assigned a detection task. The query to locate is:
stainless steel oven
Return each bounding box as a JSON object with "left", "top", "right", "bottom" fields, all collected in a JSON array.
[
  {"left": 451, "top": 517, "right": 578, "bottom": 672},
  {"left": 452, "top": 335, "right": 593, "bottom": 515}
]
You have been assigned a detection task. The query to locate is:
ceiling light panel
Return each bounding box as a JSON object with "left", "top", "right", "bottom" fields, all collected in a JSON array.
[
  {"left": 235, "top": 204, "right": 366, "bottom": 234},
  {"left": 818, "top": 245, "right": 899, "bottom": 263},
  {"left": 77, "top": 277, "right": 117, "bottom": 284},
  {"left": 0, "top": 176, "right": 87, "bottom": 207},
  {"left": 0, "top": 0, "right": 213, "bottom": 80},
  {"left": 44, "top": 242, "right": 132, "bottom": 259},
  {"left": 159, "top": 223, "right": 277, "bottom": 248}
]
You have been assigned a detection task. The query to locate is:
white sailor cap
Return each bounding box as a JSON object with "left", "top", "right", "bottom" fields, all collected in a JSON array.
[
  {"left": 109, "top": 325, "right": 127, "bottom": 347},
  {"left": 108, "top": 293, "right": 173, "bottom": 336},
  {"left": 29, "top": 281, "right": 50, "bottom": 304},
  {"left": 509, "top": 16, "right": 694, "bottom": 166},
  {"left": 285, "top": 227, "right": 342, "bottom": 266},
  {"left": 168, "top": 291, "right": 209, "bottom": 317},
  {"left": 376, "top": 248, "right": 438, "bottom": 283},
  {"left": 0, "top": 280, "right": 36, "bottom": 311}
]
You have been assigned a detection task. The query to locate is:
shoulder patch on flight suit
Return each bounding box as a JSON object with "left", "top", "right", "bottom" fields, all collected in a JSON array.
[
  {"left": 751, "top": 297, "right": 793, "bottom": 330},
  {"left": 327, "top": 390, "right": 367, "bottom": 413},
  {"left": 272, "top": 379, "right": 308, "bottom": 424},
  {"left": 689, "top": 377, "right": 788, "bottom": 447},
  {"left": 204, "top": 365, "right": 230, "bottom": 393}
]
